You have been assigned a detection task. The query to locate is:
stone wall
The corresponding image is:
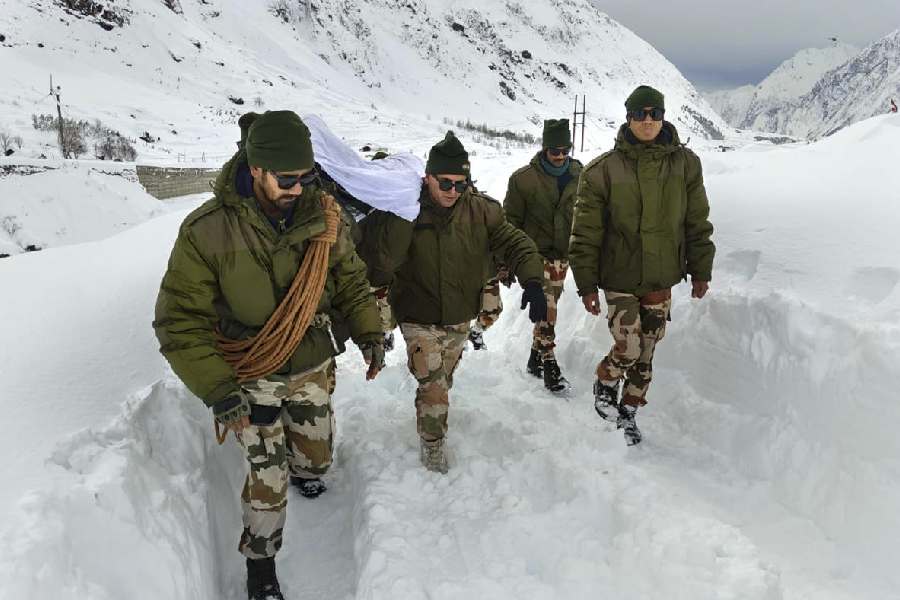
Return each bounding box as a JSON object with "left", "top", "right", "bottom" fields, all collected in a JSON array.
[
  {"left": 0, "top": 161, "right": 220, "bottom": 200},
  {"left": 135, "top": 166, "right": 220, "bottom": 200}
]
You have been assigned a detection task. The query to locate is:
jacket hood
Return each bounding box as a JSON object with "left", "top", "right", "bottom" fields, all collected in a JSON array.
[{"left": 212, "top": 149, "right": 244, "bottom": 202}]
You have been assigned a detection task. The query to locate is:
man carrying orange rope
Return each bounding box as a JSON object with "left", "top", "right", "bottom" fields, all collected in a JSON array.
[{"left": 153, "top": 110, "right": 383, "bottom": 600}]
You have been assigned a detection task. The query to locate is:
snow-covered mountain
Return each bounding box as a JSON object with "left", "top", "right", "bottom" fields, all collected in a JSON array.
[
  {"left": 707, "top": 42, "right": 859, "bottom": 133},
  {"left": 709, "top": 33, "right": 900, "bottom": 138},
  {"left": 284, "top": 0, "right": 727, "bottom": 138},
  {"left": 0, "top": 0, "right": 727, "bottom": 167},
  {"left": 752, "top": 43, "right": 860, "bottom": 104},
  {"left": 780, "top": 30, "right": 900, "bottom": 138},
  {"left": 706, "top": 84, "right": 755, "bottom": 128}
]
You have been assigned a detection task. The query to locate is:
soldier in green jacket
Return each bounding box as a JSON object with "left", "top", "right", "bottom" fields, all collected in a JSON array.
[
  {"left": 569, "top": 86, "right": 715, "bottom": 446},
  {"left": 503, "top": 118, "right": 583, "bottom": 393},
  {"left": 375, "top": 132, "right": 547, "bottom": 473},
  {"left": 153, "top": 111, "right": 384, "bottom": 600}
]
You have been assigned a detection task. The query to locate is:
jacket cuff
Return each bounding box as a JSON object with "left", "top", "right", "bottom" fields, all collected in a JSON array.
[
  {"left": 352, "top": 331, "right": 384, "bottom": 346},
  {"left": 204, "top": 379, "right": 241, "bottom": 407},
  {"left": 688, "top": 270, "right": 712, "bottom": 282}
]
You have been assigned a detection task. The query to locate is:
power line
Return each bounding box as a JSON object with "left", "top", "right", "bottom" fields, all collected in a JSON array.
[{"left": 30, "top": 92, "right": 53, "bottom": 107}]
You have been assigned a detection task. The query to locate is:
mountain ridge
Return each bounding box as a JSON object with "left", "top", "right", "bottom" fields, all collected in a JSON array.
[{"left": 0, "top": 0, "right": 727, "bottom": 164}]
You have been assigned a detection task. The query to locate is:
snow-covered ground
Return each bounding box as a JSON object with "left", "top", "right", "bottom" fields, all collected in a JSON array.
[
  {"left": 0, "top": 161, "right": 165, "bottom": 255},
  {"left": 1, "top": 112, "right": 899, "bottom": 599}
]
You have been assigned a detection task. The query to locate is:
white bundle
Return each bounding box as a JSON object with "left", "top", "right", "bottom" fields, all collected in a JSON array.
[{"left": 304, "top": 114, "right": 423, "bottom": 222}]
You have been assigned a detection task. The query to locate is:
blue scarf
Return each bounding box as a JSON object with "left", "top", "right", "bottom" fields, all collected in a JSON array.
[
  {"left": 540, "top": 155, "right": 570, "bottom": 177},
  {"left": 541, "top": 155, "right": 573, "bottom": 197}
]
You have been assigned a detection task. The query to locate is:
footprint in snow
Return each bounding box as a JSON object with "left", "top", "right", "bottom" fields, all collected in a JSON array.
[
  {"left": 846, "top": 266, "right": 900, "bottom": 304},
  {"left": 719, "top": 249, "right": 761, "bottom": 281}
]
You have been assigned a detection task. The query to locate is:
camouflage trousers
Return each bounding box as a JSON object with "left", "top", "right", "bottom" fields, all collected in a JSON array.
[
  {"left": 235, "top": 358, "right": 336, "bottom": 559},
  {"left": 597, "top": 289, "right": 671, "bottom": 408},
  {"left": 475, "top": 277, "right": 503, "bottom": 331},
  {"left": 400, "top": 322, "right": 469, "bottom": 441},
  {"left": 532, "top": 259, "right": 568, "bottom": 359},
  {"left": 371, "top": 285, "right": 396, "bottom": 332}
]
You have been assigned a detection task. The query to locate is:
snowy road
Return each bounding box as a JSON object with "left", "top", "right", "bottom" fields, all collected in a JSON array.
[{"left": 68, "top": 276, "right": 885, "bottom": 600}]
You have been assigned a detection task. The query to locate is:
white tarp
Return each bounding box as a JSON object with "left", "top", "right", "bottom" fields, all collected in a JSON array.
[{"left": 304, "top": 114, "right": 423, "bottom": 222}]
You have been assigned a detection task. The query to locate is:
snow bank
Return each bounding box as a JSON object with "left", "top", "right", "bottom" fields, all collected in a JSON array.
[
  {"left": 0, "top": 209, "right": 185, "bottom": 514},
  {"left": 1, "top": 378, "right": 245, "bottom": 600},
  {"left": 701, "top": 113, "right": 900, "bottom": 320},
  {"left": 661, "top": 288, "right": 900, "bottom": 596}
]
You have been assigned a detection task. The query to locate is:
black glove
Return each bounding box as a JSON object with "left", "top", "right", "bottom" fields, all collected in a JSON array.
[
  {"left": 361, "top": 341, "right": 386, "bottom": 370},
  {"left": 213, "top": 391, "right": 250, "bottom": 426},
  {"left": 520, "top": 280, "right": 548, "bottom": 323}
]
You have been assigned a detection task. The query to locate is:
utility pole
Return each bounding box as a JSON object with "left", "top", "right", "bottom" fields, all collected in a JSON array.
[
  {"left": 572, "top": 94, "right": 586, "bottom": 155},
  {"left": 50, "top": 75, "right": 66, "bottom": 158}
]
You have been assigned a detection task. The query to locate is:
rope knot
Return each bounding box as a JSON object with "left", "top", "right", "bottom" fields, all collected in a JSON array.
[{"left": 313, "top": 193, "right": 340, "bottom": 244}]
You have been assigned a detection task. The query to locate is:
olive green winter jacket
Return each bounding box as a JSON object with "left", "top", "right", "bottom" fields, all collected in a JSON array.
[
  {"left": 356, "top": 209, "right": 415, "bottom": 288},
  {"left": 381, "top": 186, "right": 543, "bottom": 325},
  {"left": 153, "top": 151, "right": 381, "bottom": 407},
  {"left": 569, "top": 122, "right": 715, "bottom": 297},
  {"left": 503, "top": 152, "right": 582, "bottom": 260},
  {"left": 317, "top": 177, "right": 415, "bottom": 288}
]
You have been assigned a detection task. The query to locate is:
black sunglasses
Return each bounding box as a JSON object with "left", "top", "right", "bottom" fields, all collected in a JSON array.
[
  {"left": 547, "top": 147, "right": 571, "bottom": 157},
  {"left": 628, "top": 108, "right": 665, "bottom": 122},
  {"left": 436, "top": 178, "right": 469, "bottom": 193},
  {"left": 270, "top": 169, "right": 319, "bottom": 190}
]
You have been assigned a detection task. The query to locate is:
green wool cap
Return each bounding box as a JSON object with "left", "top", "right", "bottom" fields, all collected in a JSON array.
[
  {"left": 625, "top": 85, "right": 665, "bottom": 111},
  {"left": 542, "top": 119, "right": 572, "bottom": 148},
  {"left": 426, "top": 131, "right": 470, "bottom": 175},
  {"left": 245, "top": 110, "right": 314, "bottom": 172},
  {"left": 237, "top": 112, "right": 260, "bottom": 148}
]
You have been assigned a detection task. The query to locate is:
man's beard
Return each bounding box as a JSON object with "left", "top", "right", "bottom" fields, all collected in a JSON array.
[{"left": 266, "top": 189, "right": 300, "bottom": 211}]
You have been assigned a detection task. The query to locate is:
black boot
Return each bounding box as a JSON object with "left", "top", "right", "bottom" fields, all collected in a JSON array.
[
  {"left": 617, "top": 404, "right": 642, "bottom": 446},
  {"left": 290, "top": 476, "right": 327, "bottom": 499},
  {"left": 526, "top": 348, "right": 543, "bottom": 378},
  {"left": 246, "top": 557, "right": 284, "bottom": 600},
  {"left": 542, "top": 358, "right": 570, "bottom": 393},
  {"left": 593, "top": 378, "right": 620, "bottom": 422}
]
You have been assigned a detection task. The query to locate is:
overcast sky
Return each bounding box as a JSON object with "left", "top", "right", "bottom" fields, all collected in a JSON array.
[{"left": 595, "top": 1, "right": 900, "bottom": 90}]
